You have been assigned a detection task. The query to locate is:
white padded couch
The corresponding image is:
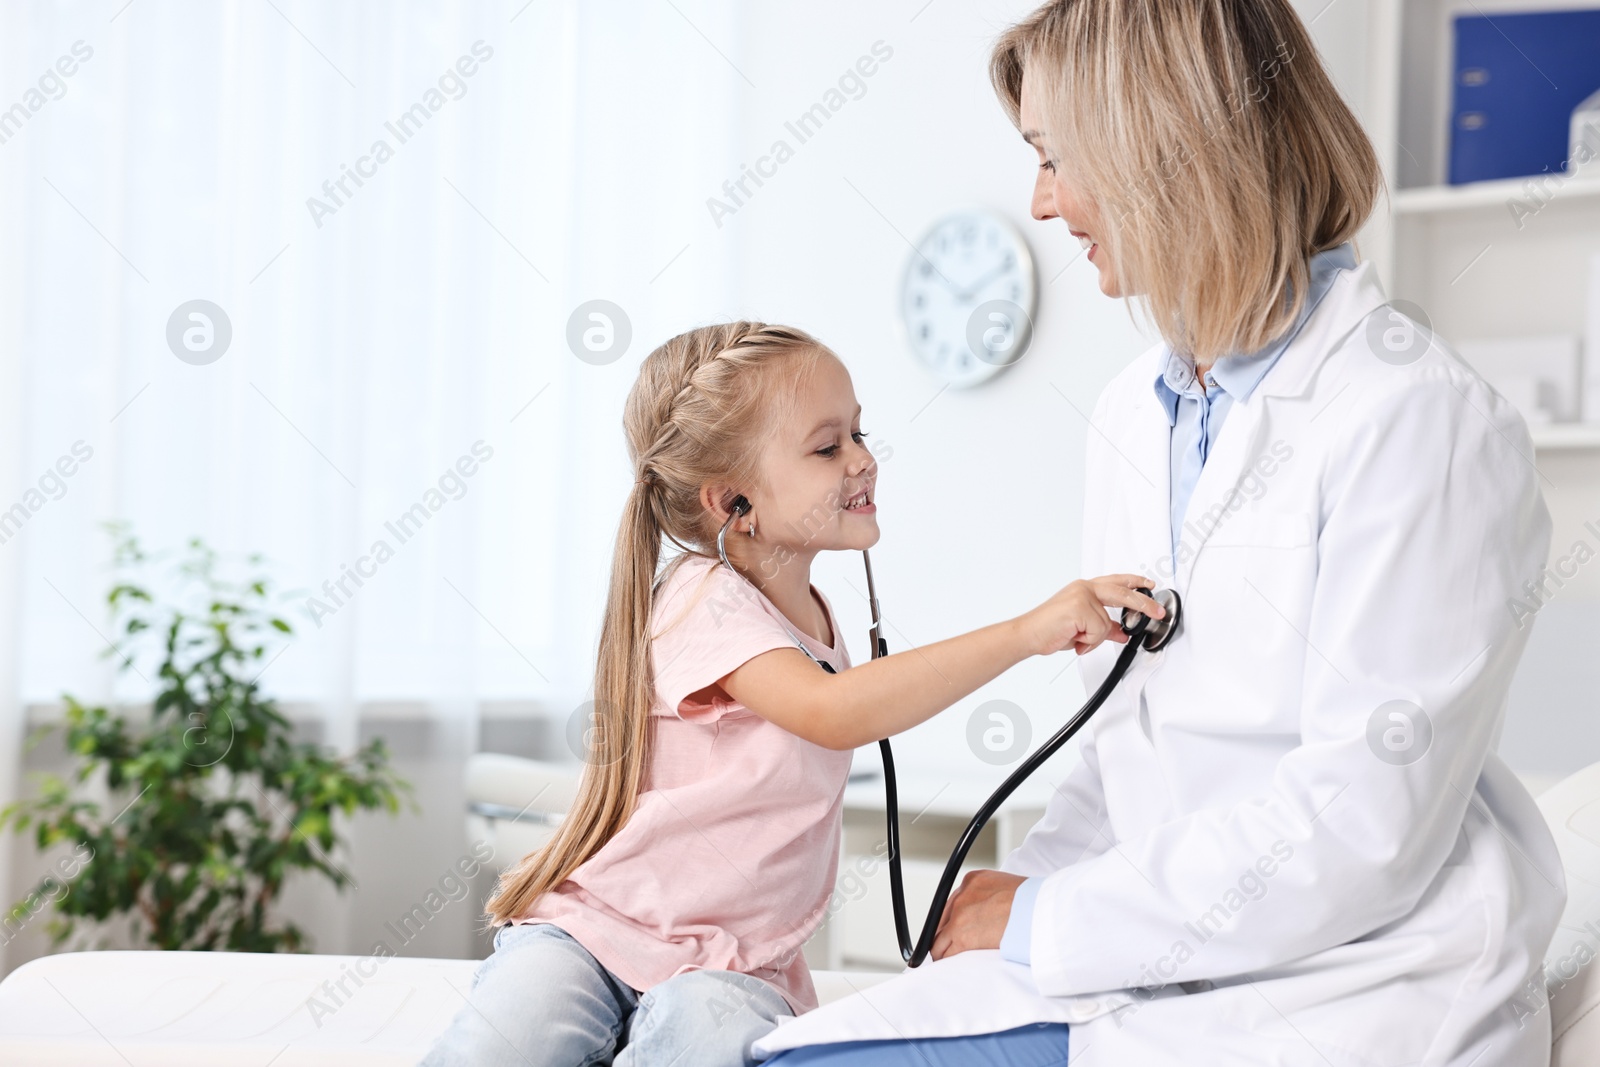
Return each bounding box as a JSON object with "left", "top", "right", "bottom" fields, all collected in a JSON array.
[
  {"left": 0, "top": 757, "right": 1596, "bottom": 1065},
  {"left": 1541, "top": 760, "right": 1600, "bottom": 1055},
  {"left": 0, "top": 950, "right": 893, "bottom": 1066}
]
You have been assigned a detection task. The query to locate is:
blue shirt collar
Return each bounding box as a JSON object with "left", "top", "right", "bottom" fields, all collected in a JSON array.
[{"left": 1152, "top": 242, "right": 1356, "bottom": 426}]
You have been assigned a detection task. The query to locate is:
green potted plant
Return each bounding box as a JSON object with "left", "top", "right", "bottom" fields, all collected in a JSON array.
[{"left": 1, "top": 524, "right": 411, "bottom": 952}]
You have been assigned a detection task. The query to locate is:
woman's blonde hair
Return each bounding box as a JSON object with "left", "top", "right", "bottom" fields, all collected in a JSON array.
[
  {"left": 990, "top": 0, "right": 1384, "bottom": 364},
  {"left": 485, "top": 321, "right": 830, "bottom": 925}
]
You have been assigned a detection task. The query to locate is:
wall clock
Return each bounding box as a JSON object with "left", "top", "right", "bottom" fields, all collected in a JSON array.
[{"left": 898, "top": 208, "right": 1038, "bottom": 388}]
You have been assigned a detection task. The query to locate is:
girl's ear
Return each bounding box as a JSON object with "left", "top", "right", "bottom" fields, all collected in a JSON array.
[{"left": 700, "top": 483, "right": 736, "bottom": 523}]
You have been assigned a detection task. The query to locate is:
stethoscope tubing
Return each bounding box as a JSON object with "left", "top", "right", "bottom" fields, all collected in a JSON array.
[
  {"left": 713, "top": 503, "right": 1172, "bottom": 968},
  {"left": 879, "top": 633, "right": 1145, "bottom": 966}
]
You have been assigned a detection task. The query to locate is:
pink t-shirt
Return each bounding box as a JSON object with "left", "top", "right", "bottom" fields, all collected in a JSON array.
[{"left": 511, "top": 552, "right": 854, "bottom": 1014}]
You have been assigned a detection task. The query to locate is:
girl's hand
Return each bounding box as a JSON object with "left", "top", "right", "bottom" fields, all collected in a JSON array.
[{"left": 1019, "top": 574, "right": 1165, "bottom": 657}]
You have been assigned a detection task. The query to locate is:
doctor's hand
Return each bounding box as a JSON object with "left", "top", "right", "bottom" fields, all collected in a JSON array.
[
  {"left": 1020, "top": 574, "right": 1164, "bottom": 658},
  {"left": 931, "top": 869, "right": 1027, "bottom": 960}
]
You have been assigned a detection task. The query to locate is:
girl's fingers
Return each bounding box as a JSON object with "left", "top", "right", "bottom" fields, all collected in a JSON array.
[
  {"left": 1094, "top": 579, "right": 1165, "bottom": 619},
  {"left": 1080, "top": 624, "right": 1129, "bottom": 654}
]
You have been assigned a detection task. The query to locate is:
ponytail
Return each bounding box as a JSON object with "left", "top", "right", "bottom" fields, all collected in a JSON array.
[{"left": 483, "top": 480, "right": 662, "bottom": 923}]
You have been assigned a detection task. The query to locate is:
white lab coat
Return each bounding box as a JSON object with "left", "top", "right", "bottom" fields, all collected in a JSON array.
[{"left": 754, "top": 259, "right": 1566, "bottom": 1066}]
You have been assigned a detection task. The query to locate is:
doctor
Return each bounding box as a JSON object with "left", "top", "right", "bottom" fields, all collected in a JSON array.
[{"left": 758, "top": 0, "right": 1566, "bottom": 1064}]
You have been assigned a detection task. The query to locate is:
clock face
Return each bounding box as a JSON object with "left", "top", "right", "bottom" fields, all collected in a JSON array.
[{"left": 899, "top": 209, "right": 1038, "bottom": 388}]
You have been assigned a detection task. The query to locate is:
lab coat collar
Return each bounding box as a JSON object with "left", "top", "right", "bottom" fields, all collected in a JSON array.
[
  {"left": 1140, "top": 255, "right": 1390, "bottom": 408},
  {"left": 1151, "top": 242, "right": 1357, "bottom": 422},
  {"left": 1224, "top": 256, "right": 1388, "bottom": 401},
  {"left": 1128, "top": 256, "right": 1391, "bottom": 592},
  {"left": 1209, "top": 239, "right": 1350, "bottom": 403}
]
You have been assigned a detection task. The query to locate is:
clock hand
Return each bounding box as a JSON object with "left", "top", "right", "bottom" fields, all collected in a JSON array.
[
  {"left": 956, "top": 261, "right": 1011, "bottom": 302},
  {"left": 910, "top": 250, "right": 964, "bottom": 297}
]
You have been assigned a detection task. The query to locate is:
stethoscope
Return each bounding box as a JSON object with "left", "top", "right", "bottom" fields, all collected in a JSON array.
[{"left": 716, "top": 495, "right": 1183, "bottom": 968}]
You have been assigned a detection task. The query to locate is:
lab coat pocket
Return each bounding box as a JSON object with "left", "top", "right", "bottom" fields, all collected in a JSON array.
[
  {"left": 1205, "top": 511, "right": 1313, "bottom": 551},
  {"left": 1240, "top": 514, "right": 1313, "bottom": 624},
  {"left": 1193, "top": 512, "right": 1318, "bottom": 729},
  {"left": 1202, "top": 511, "right": 1315, "bottom": 608}
]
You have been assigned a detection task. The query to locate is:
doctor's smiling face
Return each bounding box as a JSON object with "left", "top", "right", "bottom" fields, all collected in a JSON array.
[{"left": 1018, "top": 78, "right": 1122, "bottom": 299}]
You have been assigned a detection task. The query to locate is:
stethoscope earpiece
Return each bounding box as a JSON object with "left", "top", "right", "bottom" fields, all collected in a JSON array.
[{"left": 716, "top": 495, "right": 756, "bottom": 565}]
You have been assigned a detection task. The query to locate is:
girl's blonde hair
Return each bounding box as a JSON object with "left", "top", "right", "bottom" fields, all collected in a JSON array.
[
  {"left": 485, "top": 321, "right": 830, "bottom": 924},
  {"left": 989, "top": 0, "right": 1384, "bottom": 364}
]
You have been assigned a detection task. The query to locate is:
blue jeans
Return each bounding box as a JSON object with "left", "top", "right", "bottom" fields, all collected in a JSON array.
[
  {"left": 419, "top": 921, "right": 794, "bottom": 1067},
  {"left": 763, "top": 1022, "right": 1071, "bottom": 1065}
]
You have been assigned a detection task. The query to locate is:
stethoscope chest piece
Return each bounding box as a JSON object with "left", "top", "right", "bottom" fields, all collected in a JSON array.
[{"left": 1120, "top": 587, "right": 1182, "bottom": 652}]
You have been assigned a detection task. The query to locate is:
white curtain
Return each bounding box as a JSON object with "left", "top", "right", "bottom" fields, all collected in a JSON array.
[{"left": 0, "top": 0, "right": 743, "bottom": 967}]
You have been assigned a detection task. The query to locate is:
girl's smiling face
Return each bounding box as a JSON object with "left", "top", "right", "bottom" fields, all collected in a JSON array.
[{"left": 735, "top": 354, "right": 879, "bottom": 567}]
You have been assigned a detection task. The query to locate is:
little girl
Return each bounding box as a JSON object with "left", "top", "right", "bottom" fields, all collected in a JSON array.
[{"left": 421, "top": 321, "right": 1163, "bottom": 1067}]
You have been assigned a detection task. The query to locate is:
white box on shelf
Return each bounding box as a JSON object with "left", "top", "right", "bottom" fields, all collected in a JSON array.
[
  {"left": 1496, "top": 375, "right": 1551, "bottom": 425},
  {"left": 1573, "top": 87, "right": 1600, "bottom": 178},
  {"left": 1589, "top": 252, "right": 1600, "bottom": 422},
  {"left": 1457, "top": 335, "right": 1582, "bottom": 425}
]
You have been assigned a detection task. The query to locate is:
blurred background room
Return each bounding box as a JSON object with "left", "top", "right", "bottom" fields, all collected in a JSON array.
[{"left": 0, "top": 0, "right": 1598, "bottom": 982}]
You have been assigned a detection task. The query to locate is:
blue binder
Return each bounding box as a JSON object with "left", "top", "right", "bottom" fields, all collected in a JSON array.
[{"left": 1450, "top": 8, "right": 1600, "bottom": 185}]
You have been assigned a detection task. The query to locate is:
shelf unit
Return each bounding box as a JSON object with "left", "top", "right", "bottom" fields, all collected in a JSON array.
[
  {"left": 1392, "top": 173, "right": 1600, "bottom": 215},
  {"left": 1531, "top": 421, "right": 1600, "bottom": 450},
  {"left": 1362, "top": 0, "right": 1600, "bottom": 447},
  {"left": 1357, "top": 2, "right": 1600, "bottom": 783}
]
